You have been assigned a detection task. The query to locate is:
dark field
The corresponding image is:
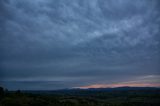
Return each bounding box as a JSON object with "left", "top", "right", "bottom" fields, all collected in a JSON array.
[{"left": 0, "top": 87, "right": 160, "bottom": 106}]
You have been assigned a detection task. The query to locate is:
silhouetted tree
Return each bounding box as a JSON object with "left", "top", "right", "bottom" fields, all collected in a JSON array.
[
  {"left": 0, "top": 86, "right": 4, "bottom": 99},
  {"left": 4, "top": 88, "right": 8, "bottom": 93},
  {"left": 16, "top": 89, "right": 21, "bottom": 94}
]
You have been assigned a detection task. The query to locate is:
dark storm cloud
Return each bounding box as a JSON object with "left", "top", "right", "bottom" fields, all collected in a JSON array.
[{"left": 0, "top": 0, "right": 160, "bottom": 90}]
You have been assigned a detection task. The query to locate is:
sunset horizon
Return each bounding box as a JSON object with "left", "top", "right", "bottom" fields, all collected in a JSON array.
[
  {"left": 77, "top": 83, "right": 160, "bottom": 89},
  {"left": 0, "top": 0, "right": 160, "bottom": 106}
]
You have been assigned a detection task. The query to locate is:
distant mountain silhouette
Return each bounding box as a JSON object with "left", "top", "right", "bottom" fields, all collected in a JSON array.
[{"left": 20, "top": 87, "right": 160, "bottom": 95}]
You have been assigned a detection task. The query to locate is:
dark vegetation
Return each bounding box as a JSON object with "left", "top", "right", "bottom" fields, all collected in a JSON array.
[{"left": 0, "top": 86, "right": 160, "bottom": 106}]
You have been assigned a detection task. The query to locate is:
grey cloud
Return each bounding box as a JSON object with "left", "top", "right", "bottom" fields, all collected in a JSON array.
[{"left": 0, "top": 0, "right": 160, "bottom": 90}]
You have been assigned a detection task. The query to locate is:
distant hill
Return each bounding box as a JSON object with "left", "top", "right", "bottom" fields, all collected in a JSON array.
[
  {"left": 20, "top": 87, "right": 160, "bottom": 95},
  {"left": 84, "top": 86, "right": 160, "bottom": 91}
]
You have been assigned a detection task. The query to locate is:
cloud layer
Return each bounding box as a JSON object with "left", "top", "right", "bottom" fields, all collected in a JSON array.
[{"left": 0, "top": 0, "right": 160, "bottom": 90}]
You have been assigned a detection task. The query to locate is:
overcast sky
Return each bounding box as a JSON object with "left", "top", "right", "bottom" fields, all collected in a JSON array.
[{"left": 0, "top": 0, "right": 160, "bottom": 90}]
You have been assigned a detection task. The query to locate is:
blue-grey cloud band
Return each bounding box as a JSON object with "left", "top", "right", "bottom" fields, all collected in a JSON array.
[{"left": 0, "top": 0, "right": 160, "bottom": 90}]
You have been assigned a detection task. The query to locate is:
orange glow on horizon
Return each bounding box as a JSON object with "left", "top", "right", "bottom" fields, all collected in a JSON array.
[{"left": 77, "top": 83, "right": 160, "bottom": 89}]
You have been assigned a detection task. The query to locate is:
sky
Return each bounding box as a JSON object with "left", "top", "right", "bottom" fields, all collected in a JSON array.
[{"left": 0, "top": 0, "right": 160, "bottom": 90}]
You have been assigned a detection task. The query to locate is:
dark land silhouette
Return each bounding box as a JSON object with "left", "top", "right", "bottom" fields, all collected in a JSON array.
[{"left": 0, "top": 86, "right": 160, "bottom": 106}]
